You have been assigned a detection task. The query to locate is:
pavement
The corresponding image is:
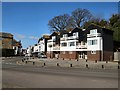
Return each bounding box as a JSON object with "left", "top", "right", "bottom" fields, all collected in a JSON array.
[
  {"left": 2, "top": 63, "right": 118, "bottom": 88},
  {"left": 17, "top": 57, "right": 119, "bottom": 70}
]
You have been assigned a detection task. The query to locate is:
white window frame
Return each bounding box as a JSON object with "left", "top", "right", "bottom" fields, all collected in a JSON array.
[
  {"left": 90, "top": 29, "right": 97, "bottom": 34},
  {"left": 63, "top": 34, "right": 67, "bottom": 37},
  {"left": 61, "top": 42, "right": 67, "bottom": 47},
  {"left": 88, "top": 40, "right": 97, "bottom": 45},
  {"left": 69, "top": 42, "right": 75, "bottom": 47}
]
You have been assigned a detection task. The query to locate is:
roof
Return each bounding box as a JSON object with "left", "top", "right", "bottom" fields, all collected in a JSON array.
[
  {"left": 50, "top": 31, "right": 60, "bottom": 37},
  {"left": 0, "top": 32, "right": 13, "bottom": 38},
  {"left": 86, "top": 24, "right": 113, "bottom": 32}
]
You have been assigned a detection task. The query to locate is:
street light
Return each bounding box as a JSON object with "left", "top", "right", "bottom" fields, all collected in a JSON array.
[{"left": 49, "top": 45, "right": 52, "bottom": 59}]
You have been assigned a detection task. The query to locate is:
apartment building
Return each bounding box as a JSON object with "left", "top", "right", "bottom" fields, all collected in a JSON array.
[
  {"left": 46, "top": 24, "right": 114, "bottom": 61},
  {"left": 13, "top": 39, "right": 22, "bottom": 55},
  {"left": 26, "top": 35, "right": 50, "bottom": 57},
  {"left": 0, "top": 32, "right": 13, "bottom": 49},
  {"left": 0, "top": 32, "right": 22, "bottom": 56},
  {"left": 47, "top": 32, "right": 60, "bottom": 58}
]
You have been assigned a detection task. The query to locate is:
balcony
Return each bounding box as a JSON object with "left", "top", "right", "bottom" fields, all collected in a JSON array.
[
  {"left": 87, "top": 33, "right": 101, "bottom": 37},
  {"left": 67, "top": 36, "right": 78, "bottom": 40},
  {"left": 60, "top": 37, "right": 66, "bottom": 41},
  {"left": 53, "top": 45, "right": 60, "bottom": 50},
  {"left": 76, "top": 43, "right": 87, "bottom": 49}
]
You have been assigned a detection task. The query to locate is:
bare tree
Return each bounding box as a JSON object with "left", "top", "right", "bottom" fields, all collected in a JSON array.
[
  {"left": 48, "top": 14, "right": 74, "bottom": 32},
  {"left": 71, "top": 8, "right": 92, "bottom": 27}
]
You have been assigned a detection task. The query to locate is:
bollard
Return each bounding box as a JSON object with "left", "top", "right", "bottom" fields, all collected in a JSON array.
[
  {"left": 69, "top": 58, "right": 71, "bottom": 61},
  {"left": 118, "top": 65, "right": 120, "bottom": 69},
  {"left": 22, "top": 59, "right": 24, "bottom": 62},
  {"left": 86, "top": 64, "right": 88, "bottom": 68},
  {"left": 33, "top": 62, "right": 35, "bottom": 65},
  {"left": 95, "top": 60, "right": 97, "bottom": 63},
  {"left": 106, "top": 60, "right": 108, "bottom": 63},
  {"left": 102, "top": 65, "right": 104, "bottom": 69},
  {"left": 63, "top": 58, "right": 64, "bottom": 60},
  {"left": 86, "top": 59, "right": 87, "bottom": 62},
  {"left": 43, "top": 63, "right": 46, "bottom": 66},
  {"left": 25, "top": 61, "right": 27, "bottom": 64},
  {"left": 57, "top": 63, "right": 59, "bottom": 67},
  {"left": 70, "top": 64, "right": 72, "bottom": 67},
  {"left": 77, "top": 59, "right": 78, "bottom": 61}
]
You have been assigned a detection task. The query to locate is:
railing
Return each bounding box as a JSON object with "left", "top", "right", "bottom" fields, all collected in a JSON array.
[
  {"left": 60, "top": 36, "right": 78, "bottom": 41},
  {"left": 60, "top": 38, "right": 66, "bottom": 41},
  {"left": 67, "top": 36, "right": 78, "bottom": 39},
  {"left": 87, "top": 33, "right": 101, "bottom": 37},
  {"left": 53, "top": 45, "right": 60, "bottom": 50},
  {"left": 76, "top": 44, "right": 87, "bottom": 49}
]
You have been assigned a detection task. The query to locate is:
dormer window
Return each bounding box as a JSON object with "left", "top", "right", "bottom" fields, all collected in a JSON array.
[
  {"left": 52, "top": 36, "right": 56, "bottom": 41},
  {"left": 90, "top": 29, "right": 97, "bottom": 34},
  {"left": 73, "top": 32, "right": 78, "bottom": 37},
  {"left": 73, "top": 33, "right": 76, "bottom": 36},
  {"left": 63, "top": 34, "right": 67, "bottom": 37}
]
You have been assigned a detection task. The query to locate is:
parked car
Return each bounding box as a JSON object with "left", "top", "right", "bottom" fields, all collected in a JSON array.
[{"left": 38, "top": 53, "right": 47, "bottom": 58}]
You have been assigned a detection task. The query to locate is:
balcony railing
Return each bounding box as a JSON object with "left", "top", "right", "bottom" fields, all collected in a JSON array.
[
  {"left": 87, "top": 33, "right": 101, "bottom": 37},
  {"left": 76, "top": 43, "right": 87, "bottom": 49},
  {"left": 53, "top": 45, "right": 60, "bottom": 50},
  {"left": 60, "top": 36, "right": 78, "bottom": 41},
  {"left": 67, "top": 36, "right": 78, "bottom": 40}
]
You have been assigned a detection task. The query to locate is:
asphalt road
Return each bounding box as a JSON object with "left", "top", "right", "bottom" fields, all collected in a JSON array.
[{"left": 2, "top": 63, "right": 118, "bottom": 88}]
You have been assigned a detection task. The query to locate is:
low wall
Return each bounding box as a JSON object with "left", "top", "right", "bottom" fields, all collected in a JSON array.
[{"left": 114, "top": 52, "right": 120, "bottom": 61}]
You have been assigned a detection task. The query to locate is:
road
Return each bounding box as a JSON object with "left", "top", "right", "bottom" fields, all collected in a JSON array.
[{"left": 2, "top": 63, "right": 118, "bottom": 88}]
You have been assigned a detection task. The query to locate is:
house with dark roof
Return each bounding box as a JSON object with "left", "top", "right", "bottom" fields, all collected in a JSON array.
[{"left": 46, "top": 24, "right": 114, "bottom": 61}]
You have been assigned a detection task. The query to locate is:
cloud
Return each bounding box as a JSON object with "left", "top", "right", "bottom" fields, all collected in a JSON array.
[
  {"left": 29, "top": 36, "right": 39, "bottom": 40},
  {"left": 15, "top": 33, "right": 26, "bottom": 39}
]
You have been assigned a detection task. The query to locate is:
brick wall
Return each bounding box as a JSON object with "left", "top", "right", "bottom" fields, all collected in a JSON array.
[
  {"left": 103, "top": 51, "right": 113, "bottom": 61},
  {"left": 46, "top": 51, "right": 54, "bottom": 58},
  {"left": 87, "top": 51, "right": 101, "bottom": 61},
  {"left": 60, "top": 51, "right": 77, "bottom": 60}
]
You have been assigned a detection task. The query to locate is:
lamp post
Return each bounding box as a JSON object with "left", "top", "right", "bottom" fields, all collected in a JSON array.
[
  {"left": 49, "top": 45, "right": 52, "bottom": 59},
  {"left": 28, "top": 46, "right": 31, "bottom": 60}
]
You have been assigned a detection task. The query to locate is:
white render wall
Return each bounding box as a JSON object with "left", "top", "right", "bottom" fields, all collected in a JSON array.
[
  {"left": 87, "top": 36, "right": 103, "bottom": 51},
  {"left": 60, "top": 40, "right": 77, "bottom": 51},
  {"left": 60, "top": 40, "right": 88, "bottom": 51},
  {"left": 13, "top": 46, "right": 18, "bottom": 55},
  {"left": 39, "top": 39, "right": 45, "bottom": 52},
  {"left": 47, "top": 41, "right": 54, "bottom": 51},
  {"left": 33, "top": 45, "right": 39, "bottom": 53}
]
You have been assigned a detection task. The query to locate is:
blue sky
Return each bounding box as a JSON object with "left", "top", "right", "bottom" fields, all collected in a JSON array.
[{"left": 2, "top": 2, "right": 118, "bottom": 48}]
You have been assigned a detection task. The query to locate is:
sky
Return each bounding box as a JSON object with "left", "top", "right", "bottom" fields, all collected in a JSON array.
[{"left": 2, "top": 2, "right": 118, "bottom": 48}]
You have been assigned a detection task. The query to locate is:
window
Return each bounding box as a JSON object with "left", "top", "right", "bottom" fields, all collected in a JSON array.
[
  {"left": 69, "top": 42, "right": 75, "bottom": 46},
  {"left": 61, "top": 42, "right": 67, "bottom": 47},
  {"left": 63, "top": 34, "right": 67, "bottom": 37},
  {"left": 73, "top": 32, "right": 78, "bottom": 37},
  {"left": 91, "top": 51, "right": 96, "bottom": 54},
  {"left": 73, "top": 33, "right": 76, "bottom": 36},
  {"left": 52, "top": 36, "right": 56, "bottom": 41},
  {"left": 90, "top": 29, "right": 97, "bottom": 34},
  {"left": 88, "top": 40, "right": 97, "bottom": 45}
]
